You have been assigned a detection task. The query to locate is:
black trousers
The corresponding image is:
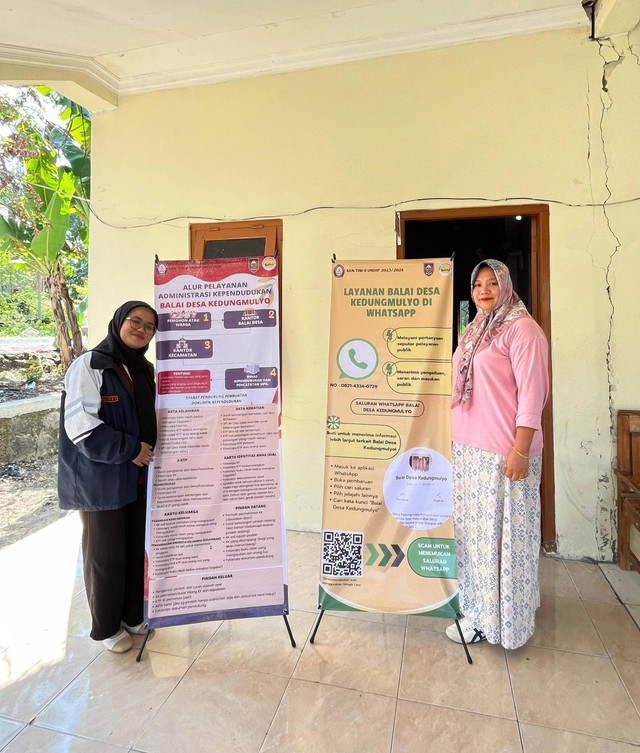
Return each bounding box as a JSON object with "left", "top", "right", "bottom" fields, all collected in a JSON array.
[{"left": 79, "top": 483, "right": 147, "bottom": 641}]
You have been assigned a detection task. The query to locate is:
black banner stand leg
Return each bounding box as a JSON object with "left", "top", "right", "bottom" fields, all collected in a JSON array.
[
  {"left": 309, "top": 609, "right": 325, "bottom": 644},
  {"left": 454, "top": 619, "right": 473, "bottom": 665},
  {"left": 136, "top": 629, "right": 151, "bottom": 663},
  {"left": 283, "top": 614, "right": 296, "bottom": 648}
]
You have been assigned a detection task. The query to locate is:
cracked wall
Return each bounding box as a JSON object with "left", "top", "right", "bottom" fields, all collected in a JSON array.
[
  {"left": 570, "top": 29, "right": 640, "bottom": 560},
  {"left": 89, "top": 26, "right": 640, "bottom": 552}
]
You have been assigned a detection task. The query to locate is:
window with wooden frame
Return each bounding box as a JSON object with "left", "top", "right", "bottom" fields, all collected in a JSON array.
[
  {"left": 190, "top": 220, "right": 282, "bottom": 261},
  {"left": 190, "top": 219, "right": 284, "bottom": 391}
]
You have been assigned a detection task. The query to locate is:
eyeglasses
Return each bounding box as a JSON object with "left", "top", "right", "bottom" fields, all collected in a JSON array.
[{"left": 125, "top": 316, "right": 156, "bottom": 335}]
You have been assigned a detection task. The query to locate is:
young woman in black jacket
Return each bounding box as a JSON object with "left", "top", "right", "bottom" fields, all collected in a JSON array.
[{"left": 58, "top": 301, "right": 157, "bottom": 653}]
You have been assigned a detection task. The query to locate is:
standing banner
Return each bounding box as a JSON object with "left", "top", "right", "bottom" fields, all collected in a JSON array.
[
  {"left": 319, "top": 258, "right": 458, "bottom": 617},
  {"left": 145, "top": 257, "right": 287, "bottom": 628}
]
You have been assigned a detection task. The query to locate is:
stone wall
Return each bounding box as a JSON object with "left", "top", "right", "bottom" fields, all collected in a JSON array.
[
  {"left": 0, "top": 349, "right": 60, "bottom": 373},
  {"left": 0, "top": 395, "right": 60, "bottom": 464}
]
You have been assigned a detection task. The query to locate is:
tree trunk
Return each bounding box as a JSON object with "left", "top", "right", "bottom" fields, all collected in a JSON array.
[
  {"left": 57, "top": 262, "right": 83, "bottom": 359},
  {"left": 45, "top": 271, "right": 72, "bottom": 371}
]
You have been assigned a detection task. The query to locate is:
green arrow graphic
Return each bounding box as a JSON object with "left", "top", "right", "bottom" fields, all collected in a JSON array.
[
  {"left": 378, "top": 543, "right": 392, "bottom": 567},
  {"left": 365, "top": 543, "right": 379, "bottom": 566}
]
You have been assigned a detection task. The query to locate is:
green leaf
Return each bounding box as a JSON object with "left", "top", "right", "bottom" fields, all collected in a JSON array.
[
  {"left": 0, "top": 215, "right": 15, "bottom": 253},
  {"left": 50, "top": 125, "right": 91, "bottom": 182},
  {"left": 26, "top": 153, "right": 59, "bottom": 206},
  {"left": 0, "top": 211, "right": 31, "bottom": 247},
  {"left": 57, "top": 171, "right": 77, "bottom": 214},
  {"left": 68, "top": 116, "right": 91, "bottom": 153},
  {"left": 31, "top": 190, "right": 70, "bottom": 267}
]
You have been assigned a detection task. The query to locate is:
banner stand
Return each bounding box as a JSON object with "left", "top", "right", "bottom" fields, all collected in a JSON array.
[
  {"left": 282, "top": 613, "right": 297, "bottom": 647},
  {"left": 136, "top": 614, "right": 296, "bottom": 663},
  {"left": 136, "top": 629, "right": 152, "bottom": 663},
  {"left": 314, "top": 257, "right": 471, "bottom": 664},
  {"left": 138, "top": 256, "right": 293, "bottom": 665}
]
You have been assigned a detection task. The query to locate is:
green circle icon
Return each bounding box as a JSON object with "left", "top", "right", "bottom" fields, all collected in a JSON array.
[{"left": 337, "top": 339, "right": 378, "bottom": 379}]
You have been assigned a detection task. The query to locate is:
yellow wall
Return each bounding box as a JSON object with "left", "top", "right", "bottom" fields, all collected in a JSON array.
[{"left": 89, "top": 26, "right": 640, "bottom": 559}]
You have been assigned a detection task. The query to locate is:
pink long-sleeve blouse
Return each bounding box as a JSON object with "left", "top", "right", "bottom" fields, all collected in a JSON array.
[{"left": 451, "top": 316, "right": 549, "bottom": 457}]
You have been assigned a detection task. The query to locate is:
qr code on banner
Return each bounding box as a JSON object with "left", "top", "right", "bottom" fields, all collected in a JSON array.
[{"left": 322, "top": 530, "right": 364, "bottom": 577}]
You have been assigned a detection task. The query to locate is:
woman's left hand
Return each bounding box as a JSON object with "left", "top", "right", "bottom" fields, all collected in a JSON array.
[{"left": 503, "top": 449, "right": 529, "bottom": 482}]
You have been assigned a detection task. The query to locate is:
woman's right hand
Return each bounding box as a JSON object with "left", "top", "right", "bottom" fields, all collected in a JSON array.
[{"left": 132, "top": 442, "right": 154, "bottom": 466}]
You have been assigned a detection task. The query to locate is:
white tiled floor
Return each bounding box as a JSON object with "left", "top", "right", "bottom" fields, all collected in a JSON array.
[{"left": 1, "top": 516, "right": 640, "bottom": 753}]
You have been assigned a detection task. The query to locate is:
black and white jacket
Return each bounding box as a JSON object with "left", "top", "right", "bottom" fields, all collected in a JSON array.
[{"left": 58, "top": 351, "right": 149, "bottom": 511}]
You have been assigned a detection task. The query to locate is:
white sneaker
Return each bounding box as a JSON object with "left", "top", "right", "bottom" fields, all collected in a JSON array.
[
  {"left": 102, "top": 628, "right": 133, "bottom": 653},
  {"left": 121, "top": 620, "right": 149, "bottom": 635},
  {"left": 445, "top": 616, "right": 486, "bottom": 644}
]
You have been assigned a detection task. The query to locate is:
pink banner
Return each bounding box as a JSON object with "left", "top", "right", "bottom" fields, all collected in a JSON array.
[{"left": 146, "top": 257, "right": 287, "bottom": 628}]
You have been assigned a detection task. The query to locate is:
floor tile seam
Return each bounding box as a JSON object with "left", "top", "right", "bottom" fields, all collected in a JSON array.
[
  {"left": 503, "top": 642, "right": 526, "bottom": 752},
  {"left": 291, "top": 675, "right": 400, "bottom": 701},
  {"left": 489, "top": 646, "right": 634, "bottom": 729},
  {"left": 192, "top": 617, "right": 226, "bottom": 660},
  {"left": 0, "top": 713, "right": 23, "bottom": 725},
  {"left": 0, "top": 716, "right": 22, "bottom": 725},
  {"left": 256, "top": 675, "right": 295, "bottom": 753},
  {"left": 524, "top": 641, "right": 608, "bottom": 658},
  {"left": 403, "top": 621, "right": 448, "bottom": 633},
  {"left": 610, "top": 656, "right": 640, "bottom": 720},
  {"left": 288, "top": 611, "right": 317, "bottom": 677},
  {"left": 565, "top": 560, "right": 622, "bottom": 604},
  {"left": 0, "top": 720, "right": 23, "bottom": 753},
  {"left": 621, "top": 603, "right": 640, "bottom": 633},
  {"left": 540, "top": 593, "right": 600, "bottom": 605},
  {"left": 402, "top": 626, "right": 446, "bottom": 636},
  {"left": 27, "top": 722, "right": 130, "bottom": 749},
  {"left": 387, "top": 613, "right": 410, "bottom": 753},
  {"left": 599, "top": 565, "right": 640, "bottom": 607},
  {"left": 579, "top": 605, "right": 640, "bottom": 663},
  {"left": 31, "top": 717, "right": 130, "bottom": 746},
  {"left": 137, "top": 646, "right": 203, "bottom": 660},
  {"left": 513, "top": 716, "right": 640, "bottom": 745},
  {"left": 191, "top": 653, "right": 301, "bottom": 681},
  {"left": 519, "top": 717, "right": 640, "bottom": 743},
  {"left": 27, "top": 647, "right": 104, "bottom": 725},
  {"left": 541, "top": 555, "right": 571, "bottom": 579},
  {"left": 582, "top": 597, "right": 637, "bottom": 610},
  {"left": 394, "top": 696, "right": 518, "bottom": 723},
  {"left": 511, "top": 641, "right": 623, "bottom": 661},
  {"left": 129, "top": 652, "right": 199, "bottom": 750}
]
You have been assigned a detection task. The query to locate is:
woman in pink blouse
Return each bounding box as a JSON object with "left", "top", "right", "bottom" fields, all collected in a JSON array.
[{"left": 447, "top": 260, "right": 549, "bottom": 649}]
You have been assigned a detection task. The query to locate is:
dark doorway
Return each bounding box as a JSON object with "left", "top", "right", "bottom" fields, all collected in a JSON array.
[
  {"left": 403, "top": 215, "right": 531, "bottom": 350},
  {"left": 397, "top": 205, "right": 556, "bottom": 552}
]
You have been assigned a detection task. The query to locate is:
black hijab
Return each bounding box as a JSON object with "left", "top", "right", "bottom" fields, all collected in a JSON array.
[{"left": 93, "top": 300, "right": 158, "bottom": 446}]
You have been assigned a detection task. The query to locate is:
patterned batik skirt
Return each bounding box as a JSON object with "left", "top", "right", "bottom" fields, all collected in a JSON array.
[{"left": 452, "top": 442, "right": 543, "bottom": 650}]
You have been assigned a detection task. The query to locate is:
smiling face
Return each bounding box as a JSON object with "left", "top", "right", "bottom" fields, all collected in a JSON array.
[
  {"left": 472, "top": 266, "right": 501, "bottom": 313},
  {"left": 119, "top": 306, "right": 156, "bottom": 349}
]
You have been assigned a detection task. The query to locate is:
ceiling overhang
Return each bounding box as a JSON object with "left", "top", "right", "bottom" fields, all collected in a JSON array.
[
  {"left": 593, "top": 0, "right": 640, "bottom": 37},
  {"left": 0, "top": 47, "right": 118, "bottom": 110},
  {"left": 0, "top": 2, "right": 593, "bottom": 112}
]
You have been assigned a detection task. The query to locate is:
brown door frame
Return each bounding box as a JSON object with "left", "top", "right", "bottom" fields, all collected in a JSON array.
[
  {"left": 397, "top": 204, "right": 556, "bottom": 552},
  {"left": 190, "top": 220, "right": 282, "bottom": 260},
  {"left": 189, "top": 218, "right": 285, "bottom": 402}
]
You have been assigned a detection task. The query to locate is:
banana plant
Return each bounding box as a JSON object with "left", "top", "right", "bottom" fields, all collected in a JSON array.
[{"left": 0, "top": 86, "right": 90, "bottom": 370}]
